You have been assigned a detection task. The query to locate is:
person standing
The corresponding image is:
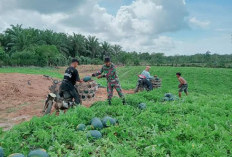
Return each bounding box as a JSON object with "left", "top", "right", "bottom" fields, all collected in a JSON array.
[
  {"left": 92, "top": 57, "right": 125, "bottom": 105},
  {"left": 176, "top": 72, "right": 188, "bottom": 98}
]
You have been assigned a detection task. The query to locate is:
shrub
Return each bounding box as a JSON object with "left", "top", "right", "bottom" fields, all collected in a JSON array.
[
  {"left": 10, "top": 51, "right": 38, "bottom": 66},
  {"left": 0, "top": 47, "right": 9, "bottom": 66}
]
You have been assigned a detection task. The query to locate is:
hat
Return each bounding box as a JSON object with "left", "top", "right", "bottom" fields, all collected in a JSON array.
[{"left": 104, "top": 57, "right": 111, "bottom": 62}]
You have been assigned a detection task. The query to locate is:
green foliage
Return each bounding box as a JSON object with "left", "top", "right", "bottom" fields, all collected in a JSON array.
[
  {"left": 0, "top": 47, "right": 9, "bottom": 66},
  {"left": 33, "top": 45, "right": 64, "bottom": 66},
  {"left": 6, "top": 45, "right": 67, "bottom": 67},
  {"left": 1, "top": 25, "right": 231, "bottom": 67},
  {"left": 0, "top": 66, "right": 232, "bottom": 156},
  {"left": 0, "top": 67, "right": 63, "bottom": 79},
  {"left": 10, "top": 51, "right": 38, "bottom": 66}
]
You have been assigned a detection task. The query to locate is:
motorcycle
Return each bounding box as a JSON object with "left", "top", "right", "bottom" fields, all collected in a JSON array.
[
  {"left": 134, "top": 75, "right": 149, "bottom": 93},
  {"left": 134, "top": 75, "right": 162, "bottom": 93},
  {"left": 42, "top": 76, "right": 77, "bottom": 115}
]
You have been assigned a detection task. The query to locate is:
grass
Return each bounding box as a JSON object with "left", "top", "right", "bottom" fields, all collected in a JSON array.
[
  {"left": 0, "top": 66, "right": 232, "bottom": 156},
  {"left": 0, "top": 66, "right": 63, "bottom": 79}
]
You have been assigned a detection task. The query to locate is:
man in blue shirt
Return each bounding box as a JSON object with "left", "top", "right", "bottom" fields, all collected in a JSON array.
[{"left": 141, "top": 66, "right": 153, "bottom": 91}]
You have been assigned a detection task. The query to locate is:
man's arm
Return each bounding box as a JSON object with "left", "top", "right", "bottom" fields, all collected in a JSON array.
[
  {"left": 92, "top": 66, "right": 105, "bottom": 78},
  {"left": 147, "top": 72, "right": 154, "bottom": 79},
  {"left": 75, "top": 70, "right": 83, "bottom": 82}
]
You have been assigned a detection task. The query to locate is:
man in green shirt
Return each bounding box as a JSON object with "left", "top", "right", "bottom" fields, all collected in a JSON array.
[{"left": 92, "top": 57, "right": 125, "bottom": 105}]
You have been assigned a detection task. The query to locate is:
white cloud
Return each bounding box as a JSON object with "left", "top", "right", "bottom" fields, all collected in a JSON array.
[
  {"left": 189, "top": 17, "right": 210, "bottom": 29},
  {"left": 0, "top": 0, "right": 188, "bottom": 54},
  {"left": 60, "top": 0, "right": 188, "bottom": 52}
]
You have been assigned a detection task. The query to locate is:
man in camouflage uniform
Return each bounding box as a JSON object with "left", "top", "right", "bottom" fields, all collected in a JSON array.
[{"left": 92, "top": 57, "right": 125, "bottom": 105}]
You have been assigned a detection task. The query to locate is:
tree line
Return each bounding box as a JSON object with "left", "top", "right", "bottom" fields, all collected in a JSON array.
[{"left": 0, "top": 25, "right": 231, "bottom": 68}]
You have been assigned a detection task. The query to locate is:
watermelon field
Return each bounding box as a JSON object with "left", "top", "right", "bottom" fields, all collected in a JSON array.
[{"left": 0, "top": 66, "right": 232, "bottom": 156}]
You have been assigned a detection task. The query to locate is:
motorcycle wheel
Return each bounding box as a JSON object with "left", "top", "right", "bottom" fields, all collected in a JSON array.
[
  {"left": 44, "top": 100, "right": 53, "bottom": 115},
  {"left": 134, "top": 86, "right": 139, "bottom": 93}
]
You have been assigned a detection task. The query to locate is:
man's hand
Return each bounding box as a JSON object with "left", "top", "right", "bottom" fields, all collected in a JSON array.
[
  {"left": 78, "top": 80, "right": 84, "bottom": 83},
  {"left": 178, "top": 84, "right": 182, "bottom": 88},
  {"left": 97, "top": 75, "right": 102, "bottom": 79}
]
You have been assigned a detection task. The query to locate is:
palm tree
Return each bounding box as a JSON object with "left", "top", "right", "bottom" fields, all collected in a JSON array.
[
  {"left": 112, "top": 44, "right": 122, "bottom": 55},
  {"left": 86, "top": 36, "right": 100, "bottom": 58},
  {"left": 40, "top": 30, "right": 70, "bottom": 56},
  {"left": 5, "top": 24, "right": 25, "bottom": 53},
  {"left": 69, "top": 33, "right": 86, "bottom": 57},
  {"left": 101, "top": 41, "right": 112, "bottom": 59}
]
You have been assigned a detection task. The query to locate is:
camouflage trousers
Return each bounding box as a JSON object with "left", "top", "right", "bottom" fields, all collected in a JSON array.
[{"left": 107, "top": 81, "right": 124, "bottom": 100}]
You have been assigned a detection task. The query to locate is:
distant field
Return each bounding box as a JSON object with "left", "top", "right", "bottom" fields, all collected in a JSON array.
[
  {"left": 0, "top": 66, "right": 232, "bottom": 156},
  {"left": 0, "top": 66, "right": 63, "bottom": 79}
]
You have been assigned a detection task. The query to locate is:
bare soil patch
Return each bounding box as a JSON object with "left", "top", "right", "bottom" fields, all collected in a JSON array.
[{"left": 0, "top": 68, "right": 133, "bottom": 130}]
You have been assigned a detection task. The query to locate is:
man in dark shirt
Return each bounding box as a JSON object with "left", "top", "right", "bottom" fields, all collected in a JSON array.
[{"left": 59, "top": 59, "right": 82, "bottom": 105}]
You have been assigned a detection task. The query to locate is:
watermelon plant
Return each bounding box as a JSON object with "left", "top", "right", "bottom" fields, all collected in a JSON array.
[{"left": 0, "top": 66, "right": 232, "bottom": 156}]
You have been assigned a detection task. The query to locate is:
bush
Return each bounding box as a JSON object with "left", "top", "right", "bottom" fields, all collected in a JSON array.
[
  {"left": 8, "top": 45, "right": 67, "bottom": 67},
  {"left": 91, "top": 58, "right": 103, "bottom": 65},
  {"left": 10, "top": 51, "right": 38, "bottom": 66},
  {"left": 34, "top": 45, "right": 61, "bottom": 66},
  {"left": 79, "top": 56, "right": 92, "bottom": 64},
  {"left": 0, "top": 47, "right": 9, "bottom": 66}
]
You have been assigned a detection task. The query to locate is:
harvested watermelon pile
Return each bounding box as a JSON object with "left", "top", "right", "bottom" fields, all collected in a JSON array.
[{"left": 76, "top": 116, "right": 117, "bottom": 140}]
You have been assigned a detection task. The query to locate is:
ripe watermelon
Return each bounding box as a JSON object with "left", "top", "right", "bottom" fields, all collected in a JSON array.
[
  {"left": 83, "top": 76, "right": 91, "bottom": 82},
  {"left": 102, "top": 116, "right": 116, "bottom": 127},
  {"left": 138, "top": 103, "right": 146, "bottom": 110},
  {"left": 0, "top": 147, "right": 4, "bottom": 157},
  {"left": 87, "top": 130, "right": 102, "bottom": 139},
  {"left": 91, "top": 117, "right": 103, "bottom": 129},
  {"left": 8, "top": 153, "right": 25, "bottom": 157},
  {"left": 77, "top": 124, "right": 86, "bottom": 131},
  {"left": 165, "top": 93, "right": 173, "bottom": 98},
  {"left": 28, "top": 149, "right": 49, "bottom": 157},
  {"left": 163, "top": 97, "right": 170, "bottom": 101}
]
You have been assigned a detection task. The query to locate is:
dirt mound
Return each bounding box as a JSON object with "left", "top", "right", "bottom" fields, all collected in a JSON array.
[
  {"left": 0, "top": 73, "right": 133, "bottom": 130},
  {"left": 0, "top": 73, "right": 53, "bottom": 130}
]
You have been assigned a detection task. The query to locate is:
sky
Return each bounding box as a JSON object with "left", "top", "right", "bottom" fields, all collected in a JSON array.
[{"left": 0, "top": 0, "right": 231, "bottom": 56}]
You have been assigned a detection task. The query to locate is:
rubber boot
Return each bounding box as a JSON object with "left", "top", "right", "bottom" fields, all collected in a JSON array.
[
  {"left": 122, "top": 98, "right": 126, "bottom": 105},
  {"left": 108, "top": 99, "right": 112, "bottom": 105}
]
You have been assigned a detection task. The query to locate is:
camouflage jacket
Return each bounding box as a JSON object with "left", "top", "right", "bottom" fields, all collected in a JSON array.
[{"left": 95, "top": 63, "right": 119, "bottom": 82}]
